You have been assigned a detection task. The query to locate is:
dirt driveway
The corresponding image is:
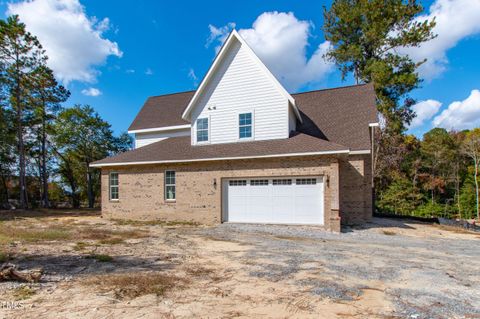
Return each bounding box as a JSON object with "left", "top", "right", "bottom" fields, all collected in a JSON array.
[{"left": 0, "top": 212, "right": 479, "bottom": 319}]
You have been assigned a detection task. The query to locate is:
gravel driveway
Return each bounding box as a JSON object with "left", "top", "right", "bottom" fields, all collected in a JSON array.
[
  {"left": 195, "top": 218, "right": 480, "bottom": 318},
  {"left": 1, "top": 215, "right": 478, "bottom": 319}
]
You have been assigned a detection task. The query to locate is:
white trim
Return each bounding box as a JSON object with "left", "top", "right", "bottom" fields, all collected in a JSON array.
[
  {"left": 181, "top": 30, "right": 302, "bottom": 123},
  {"left": 164, "top": 170, "right": 176, "bottom": 201},
  {"left": 128, "top": 124, "right": 190, "bottom": 134},
  {"left": 237, "top": 110, "right": 255, "bottom": 141},
  {"left": 368, "top": 123, "right": 379, "bottom": 127},
  {"left": 109, "top": 172, "right": 119, "bottom": 201},
  {"left": 91, "top": 149, "right": 351, "bottom": 167},
  {"left": 195, "top": 116, "right": 210, "bottom": 144},
  {"left": 350, "top": 150, "right": 371, "bottom": 155}
]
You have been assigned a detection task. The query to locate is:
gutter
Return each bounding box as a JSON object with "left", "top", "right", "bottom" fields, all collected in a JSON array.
[{"left": 90, "top": 149, "right": 352, "bottom": 168}]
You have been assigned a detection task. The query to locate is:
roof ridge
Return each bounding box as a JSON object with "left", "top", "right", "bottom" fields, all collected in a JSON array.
[{"left": 292, "top": 83, "right": 371, "bottom": 96}]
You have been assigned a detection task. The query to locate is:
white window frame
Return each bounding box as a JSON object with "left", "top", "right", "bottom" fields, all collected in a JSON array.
[
  {"left": 237, "top": 110, "right": 254, "bottom": 141},
  {"left": 195, "top": 117, "right": 210, "bottom": 144},
  {"left": 165, "top": 170, "right": 176, "bottom": 201},
  {"left": 109, "top": 172, "right": 119, "bottom": 201}
]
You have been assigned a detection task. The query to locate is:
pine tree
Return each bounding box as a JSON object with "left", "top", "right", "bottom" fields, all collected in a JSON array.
[{"left": 0, "top": 15, "right": 47, "bottom": 208}]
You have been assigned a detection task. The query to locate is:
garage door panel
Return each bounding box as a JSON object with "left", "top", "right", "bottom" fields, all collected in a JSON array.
[{"left": 224, "top": 177, "right": 324, "bottom": 225}]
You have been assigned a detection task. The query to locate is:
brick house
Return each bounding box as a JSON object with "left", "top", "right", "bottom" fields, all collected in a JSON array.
[{"left": 91, "top": 30, "right": 378, "bottom": 232}]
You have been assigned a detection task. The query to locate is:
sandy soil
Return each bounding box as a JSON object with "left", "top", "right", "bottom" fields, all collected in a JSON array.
[{"left": 0, "top": 211, "right": 478, "bottom": 319}]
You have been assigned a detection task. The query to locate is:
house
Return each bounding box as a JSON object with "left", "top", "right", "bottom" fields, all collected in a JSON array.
[{"left": 91, "top": 30, "right": 378, "bottom": 232}]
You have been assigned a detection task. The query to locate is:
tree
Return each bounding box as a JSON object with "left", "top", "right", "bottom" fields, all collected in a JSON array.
[
  {"left": 323, "top": 0, "right": 436, "bottom": 193},
  {"left": 462, "top": 128, "right": 480, "bottom": 221},
  {"left": 0, "top": 106, "right": 15, "bottom": 207},
  {"left": 53, "top": 105, "right": 129, "bottom": 208},
  {"left": 420, "top": 128, "right": 455, "bottom": 203},
  {"left": 377, "top": 174, "right": 423, "bottom": 215},
  {"left": 0, "top": 15, "right": 47, "bottom": 209},
  {"left": 30, "top": 65, "right": 70, "bottom": 208},
  {"left": 323, "top": 0, "right": 436, "bottom": 131}
]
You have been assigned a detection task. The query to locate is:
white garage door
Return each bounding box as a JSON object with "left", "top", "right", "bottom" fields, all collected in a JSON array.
[{"left": 223, "top": 177, "right": 324, "bottom": 225}]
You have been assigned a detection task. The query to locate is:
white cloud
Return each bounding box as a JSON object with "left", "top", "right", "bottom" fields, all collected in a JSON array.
[
  {"left": 409, "top": 99, "right": 442, "bottom": 129},
  {"left": 188, "top": 68, "right": 198, "bottom": 86},
  {"left": 398, "top": 0, "right": 480, "bottom": 80},
  {"left": 433, "top": 90, "right": 480, "bottom": 130},
  {"left": 125, "top": 69, "right": 135, "bottom": 74},
  {"left": 206, "top": 12, "right": 335, "bottom": 91},
  {"left": 7, "top": 0, "right": 122, "bottom": 84},
  {"left": 81, "top": 87, "right": 101, "bottom": 96},
  {"left": 206, "top": 22, "right": 236, "bottom": 50},
  {"left": 145, "top": 68, "right": 153, "bottom": 75}
]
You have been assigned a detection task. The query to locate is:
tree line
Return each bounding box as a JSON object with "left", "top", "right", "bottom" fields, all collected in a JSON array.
[
  {"left": 324, "top": 0, "right": 480, "bottom": 221},
  {"left": 0, "top": 16, "right": 131, "bottom": 210}
]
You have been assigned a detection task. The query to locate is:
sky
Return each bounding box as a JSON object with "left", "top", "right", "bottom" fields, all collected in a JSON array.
[{"left": 0, "top": 0, "right": 479, "bottom": 137}]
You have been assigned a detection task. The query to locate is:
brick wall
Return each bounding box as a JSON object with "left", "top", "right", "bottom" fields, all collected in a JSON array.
[{"left": 100, "top": 154, "right": 372, "bottom": 231}]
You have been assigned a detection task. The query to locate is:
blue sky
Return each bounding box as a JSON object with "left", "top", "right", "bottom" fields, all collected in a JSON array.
[{"left": 1, "top": 0, "right": 479, "bottom": 137}]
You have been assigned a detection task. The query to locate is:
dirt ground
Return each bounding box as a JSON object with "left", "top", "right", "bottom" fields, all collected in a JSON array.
[{"left": 0, "top": 210, "right": 479, "bottom": 319}]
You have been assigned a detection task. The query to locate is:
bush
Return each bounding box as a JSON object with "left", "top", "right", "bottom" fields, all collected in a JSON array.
[{"left": 413, "top": 201, "right": 445, "bottom": 218}]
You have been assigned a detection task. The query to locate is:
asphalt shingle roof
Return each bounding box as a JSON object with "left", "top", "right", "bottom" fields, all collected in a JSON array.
[{"left": 94, "top": 83, "right": 377, "bottom": 166}]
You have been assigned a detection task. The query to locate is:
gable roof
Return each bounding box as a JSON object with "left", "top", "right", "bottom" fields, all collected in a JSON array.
[
  {"left": 180, "top": 30, "right": 302, "bottom": 123},
  {"left": 128, "top": 83, "right": 377, "bottom": 149},
  {"left": 92, "top": 83, "right": 377, "bottom": 167}
]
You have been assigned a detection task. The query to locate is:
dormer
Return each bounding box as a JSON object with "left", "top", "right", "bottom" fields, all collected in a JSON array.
[{"left": 182, "top": 30, "right": 302, "bottom": 146}]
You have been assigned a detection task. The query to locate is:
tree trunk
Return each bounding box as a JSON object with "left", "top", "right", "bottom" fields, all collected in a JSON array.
[
  {"left": 0, "top": 172, "right": 9, "bottom": 206},
  {"left": 40, "top": 107, "right": 49, "bottom": 208},
  {"left": 86, "top": 164, "right": 94, "bottom": 208},
  {"left": 16, "top": 84, "right": 27, "bottom": 209}
]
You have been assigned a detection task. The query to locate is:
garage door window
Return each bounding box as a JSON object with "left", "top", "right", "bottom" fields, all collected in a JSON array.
[
  {"left": 296, "top": 178, "right": 317, "bottom": 185},
  {"left": 251, "top": 180, "right": 268, "bottom": 186},
  {"left": 273, "top": 179, "right": 292, "bottom": 185},
  {"left": 229, "top": 180, "right": 247, "bottom": 186}
]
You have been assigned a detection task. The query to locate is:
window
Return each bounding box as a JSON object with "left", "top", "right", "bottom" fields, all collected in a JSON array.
[
  {"left": 229, "top": 180, "right": 247, "bottom": 186},
  {"left": 273, "top": 179, "right": 292, "bottom": 185},
  {"left": 109, "top": 172, "right": 119, "bottom": 200},
  {"left": 296, "top": 178, "right": 317, "bottom": 185},
  {"left": 165, "top": 171, "right": 176, "bottom": 200},
  {"left": 239, "top": 113, "right": 252, "bottom": 139},
  {"left": 196, "top": 118, "right": 209, "bottom": 142},
  {"left": 251, "top": 180, "right": 268, "bottom": 186}
]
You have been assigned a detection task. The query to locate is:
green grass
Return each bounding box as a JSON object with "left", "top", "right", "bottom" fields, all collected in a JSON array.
[
  {"left": 12, "top": 286, "right": 36, "bottom": 300},
  {"left": 73, "top": 241, "right": 93, "bottom": 251},
  {"left": 0, "top": 224, "right": 71, "bottom": 244},
  {"left": 112, "top": 219, "right": 199, "bottom": 227},
  {"left": 0, "top": 251, "right": 9, "bottom": 262},
  {"left": 98, "top": 237, "right": 124, "bottom": 245},
  {"left": 86, "top": 254, "right": 113, "bottom": 262}
]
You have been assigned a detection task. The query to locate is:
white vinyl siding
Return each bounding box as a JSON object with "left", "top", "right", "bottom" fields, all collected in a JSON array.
[
  {"left": 191, "top": 40, "right": 289, "bottom": 145},
  {"left": 135, "top": 128, "right": 190, "bottom": 148}
]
